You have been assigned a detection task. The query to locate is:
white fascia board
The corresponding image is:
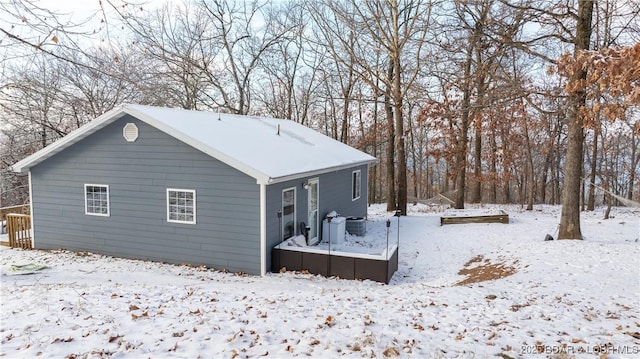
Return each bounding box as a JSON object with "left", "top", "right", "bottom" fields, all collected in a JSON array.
[
  {"left": 11, "top": 105, "right": 128, "bottom": 173},
  {"left": 263, "top": 160, "right": 378, "bottom": 185}
]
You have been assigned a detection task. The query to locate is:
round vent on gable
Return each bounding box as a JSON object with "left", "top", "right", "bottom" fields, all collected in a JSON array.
[{"left": 123, "top": 123, "right": 139, "bottom": 142}]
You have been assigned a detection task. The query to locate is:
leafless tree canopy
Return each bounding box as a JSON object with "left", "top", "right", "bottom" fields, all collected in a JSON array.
[{"left": 1, "top": 0, "right": 638, "bottom": 237}]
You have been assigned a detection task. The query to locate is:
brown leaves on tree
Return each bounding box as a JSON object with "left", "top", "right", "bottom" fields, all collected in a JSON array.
[{"left": 557, "top": 43, "right": 640, "bottom": 124}]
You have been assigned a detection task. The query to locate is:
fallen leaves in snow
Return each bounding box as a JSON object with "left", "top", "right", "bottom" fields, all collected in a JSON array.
[
  {"left": 626, "top": 331, "right": 640, "bottom": 339},
  {"left": 456, "top": 254, "right": 518, "bottom": 285},
  {"left": 1, "top": 204, "right": 638, "bottom": 358}
]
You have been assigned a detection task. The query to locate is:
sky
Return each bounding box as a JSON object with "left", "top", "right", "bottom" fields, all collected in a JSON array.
[
  {"left": 2, "top": 203, "right": 639, "bottom": 357},
  {"left": 1, "top": 0, "right": 169, "bottom": 47}
]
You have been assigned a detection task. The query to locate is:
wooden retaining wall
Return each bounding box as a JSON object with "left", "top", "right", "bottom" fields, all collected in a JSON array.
[{"left": 440, "top": 210, "right": 509, "bottom": 225}]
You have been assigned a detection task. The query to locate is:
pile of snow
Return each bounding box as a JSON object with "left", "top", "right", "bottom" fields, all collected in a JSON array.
[{"left": 1, "top": 204, "right": 639, "bottom": 358}]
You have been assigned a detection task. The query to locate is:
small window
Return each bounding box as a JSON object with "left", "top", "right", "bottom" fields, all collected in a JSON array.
[
  {"left": 282, "top": 187, "right": 296, "bottom": 240},
  {"left": 85, "top": 184, "right": 110, "bottom": 216},
  {"left": 352, "top": 170, "right": 361, "bottom": 201},
  {"left": 167, "top": 189, "right": 196, "bottom": 224}
]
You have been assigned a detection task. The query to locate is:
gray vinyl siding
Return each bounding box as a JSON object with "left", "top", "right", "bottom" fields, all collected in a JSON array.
[
  {"left": 30, "top": 115, "right": 262, "bottom": 275},
  {"left": 265, "top": 164, "right": 368, "bottom": 272}
]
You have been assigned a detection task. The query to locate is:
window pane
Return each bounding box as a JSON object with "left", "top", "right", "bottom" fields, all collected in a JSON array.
[
  {"left": 86, "top": 185, "right": 109, "bottom": 216},
  {"left": 167, "top": 190, "right": 195, "bottom": 224},
  {"left": 352, "top": 171, "right": 360, "bottom": 199},
  {"left": 282, "top": 188, "right": 295, "bottom": 240}
]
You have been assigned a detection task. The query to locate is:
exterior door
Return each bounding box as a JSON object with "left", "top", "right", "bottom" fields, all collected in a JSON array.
[{"left": 307, "top": 179, "right": 319, "bottom": 242}]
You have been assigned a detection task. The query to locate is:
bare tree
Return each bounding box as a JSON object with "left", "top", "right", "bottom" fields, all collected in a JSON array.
[
  {"left": 256, "top": 2, "right": 321, "bottom": 124},
  {"left": 198, "top": 0, "right": 289, "bottom": 114},
  {"left": 309, "top": 0, "right": 431, "bottom": 214}
]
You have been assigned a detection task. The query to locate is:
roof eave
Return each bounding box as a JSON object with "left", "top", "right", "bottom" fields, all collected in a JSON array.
[
  {"left": 261, "top": 159, "right": 377, "bottom": 185},
  {"left": 11, "top": 105, "right": 379, "bottom": 188},
  {"left": 10, "top": 105, "right": 129, "bottom": 173}
]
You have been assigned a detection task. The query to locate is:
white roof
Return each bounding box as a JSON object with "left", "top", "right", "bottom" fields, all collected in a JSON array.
[{"left": 12, "top": 104, "right": 376, "bottom": 184}]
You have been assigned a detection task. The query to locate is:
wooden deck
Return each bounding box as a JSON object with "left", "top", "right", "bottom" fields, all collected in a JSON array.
[{"left": 440, "top": 210, "right": 509, "bottom": 225}]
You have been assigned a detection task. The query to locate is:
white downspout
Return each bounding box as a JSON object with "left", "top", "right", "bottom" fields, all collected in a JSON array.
[{"left": 260, "top": 183, "right": 267, "bottom": 276}]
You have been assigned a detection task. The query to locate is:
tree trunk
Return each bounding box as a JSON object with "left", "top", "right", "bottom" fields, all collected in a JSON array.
[
  {"left": 471, "top": 125, "right": 482, "bottom": 203},
  {"left": 558, "top": 0, "right": 594, "bottom": 240},
  {"left": 408, "top": 110, "right": 419, "bottom": 200},
  {"left": 489, "top": 128, "right": 498, "bottom": 204},
  {"left": 524, "top": 122, "right": 535, "bottom": 210},
  {"left": 628, "top": 135, "right": 638, "bottom": 201},
  {"left": 340, "top": 63, "right": 354, "bottom": 144},
  {"left": 393, "top": 84, "right": 407, "bottom": 214},
  {"left": 340, "top": 97, "right": 350, "bottom": 144},
  {"left": 454, "top": 118, "right": 469, "bottom": 209},
  {"left": 454, "top": 45, "right": 474, "bottom": 209},
  {"left": 604, "top": 192, "right": 612, "bottom": 219},
  {"left": 444, "top": 161, "right": 450, "bottom": 193},
  {"left": 370, "top": 87, "right": 379, "bottom": 204},
  {"left": 391, "top": 4, "right": 407, "bottom": 216},
  {"left": 540, "top": 118, "right": 559, "bottom": 204},
  {"left": 385, "top": 65, "right": 396, "bottom": 211},
  {"left": 551, "top": 123, "right": 563, "bottom": 205},
  {"left": 580, "top": 172, "right": 586, "bottom": 211}
]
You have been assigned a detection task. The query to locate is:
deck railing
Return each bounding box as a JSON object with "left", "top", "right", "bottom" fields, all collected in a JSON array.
[
  {"left": 0, "top": 204, "right": 30, "bottom": 220},
  {"left": 7, "top": 214, "right": 32, "bottom": 249}
]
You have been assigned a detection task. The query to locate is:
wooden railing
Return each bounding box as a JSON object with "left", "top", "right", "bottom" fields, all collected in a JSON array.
[
  {"left": 7, "top": 214, "right": 32, "bottom": 249},
  {"left": 1, "top": 204, "right": 30, "bottom": 237},
  {"left": 0, "top": 204, "right": 30, "bottom": 221}
]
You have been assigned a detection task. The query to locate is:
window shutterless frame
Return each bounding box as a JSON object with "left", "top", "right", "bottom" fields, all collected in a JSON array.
[
  {"left": 166, "top": 188, "right": 196, "bottom": 224},
  {"left": 281, "top": 187, "right": 296, "bottom": 240},
  {"left": 84, "top": 184, "right": 110, "bottom": 217},
  {"left": 352, "top": 170, "right": 361, "bottom": 201}
]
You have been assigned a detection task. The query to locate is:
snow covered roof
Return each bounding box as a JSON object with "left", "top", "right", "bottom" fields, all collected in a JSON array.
[{"left": 11, "top": 104, "right": 377, "bottom": 184}]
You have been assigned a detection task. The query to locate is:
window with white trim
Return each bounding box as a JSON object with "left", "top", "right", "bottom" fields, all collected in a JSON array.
[
  {"left": 352, "top": 170, "right": 361, "bottom": 201},
  {"left": 85, "top": 184, "right": 110, "bottom": 216},
  {"left": 282, "top": 187, "right": 296, "bottom": 240},
  {"left": 167, "top": 189, "right": 196, "bottom": 224}
]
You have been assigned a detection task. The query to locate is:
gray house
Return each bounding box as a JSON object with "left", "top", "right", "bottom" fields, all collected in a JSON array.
[{"left": 12, "top": 104, "right": 376, "bottom": 275}]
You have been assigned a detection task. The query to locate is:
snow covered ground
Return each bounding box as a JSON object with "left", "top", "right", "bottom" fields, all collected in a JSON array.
[{"left": 1, "top": 204, "right": 638, "bottom": 358}]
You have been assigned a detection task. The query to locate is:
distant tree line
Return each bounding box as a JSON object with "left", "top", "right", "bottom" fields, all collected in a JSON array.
[{"left": 0, "top": 0, "right": 638, "bottom": 239}]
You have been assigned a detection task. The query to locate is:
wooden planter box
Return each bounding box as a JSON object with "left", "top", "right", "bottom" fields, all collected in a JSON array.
[
  {"left": 272, "top": 245, "right": 398, "bottom": 284},
  {"left": 440, "top": 209, "right": 509, "bottom": 226}
]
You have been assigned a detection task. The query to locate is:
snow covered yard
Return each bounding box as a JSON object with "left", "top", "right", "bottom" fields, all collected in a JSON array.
[{"left": 1, "top": 204, "right": 638, "bottom": 358}]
